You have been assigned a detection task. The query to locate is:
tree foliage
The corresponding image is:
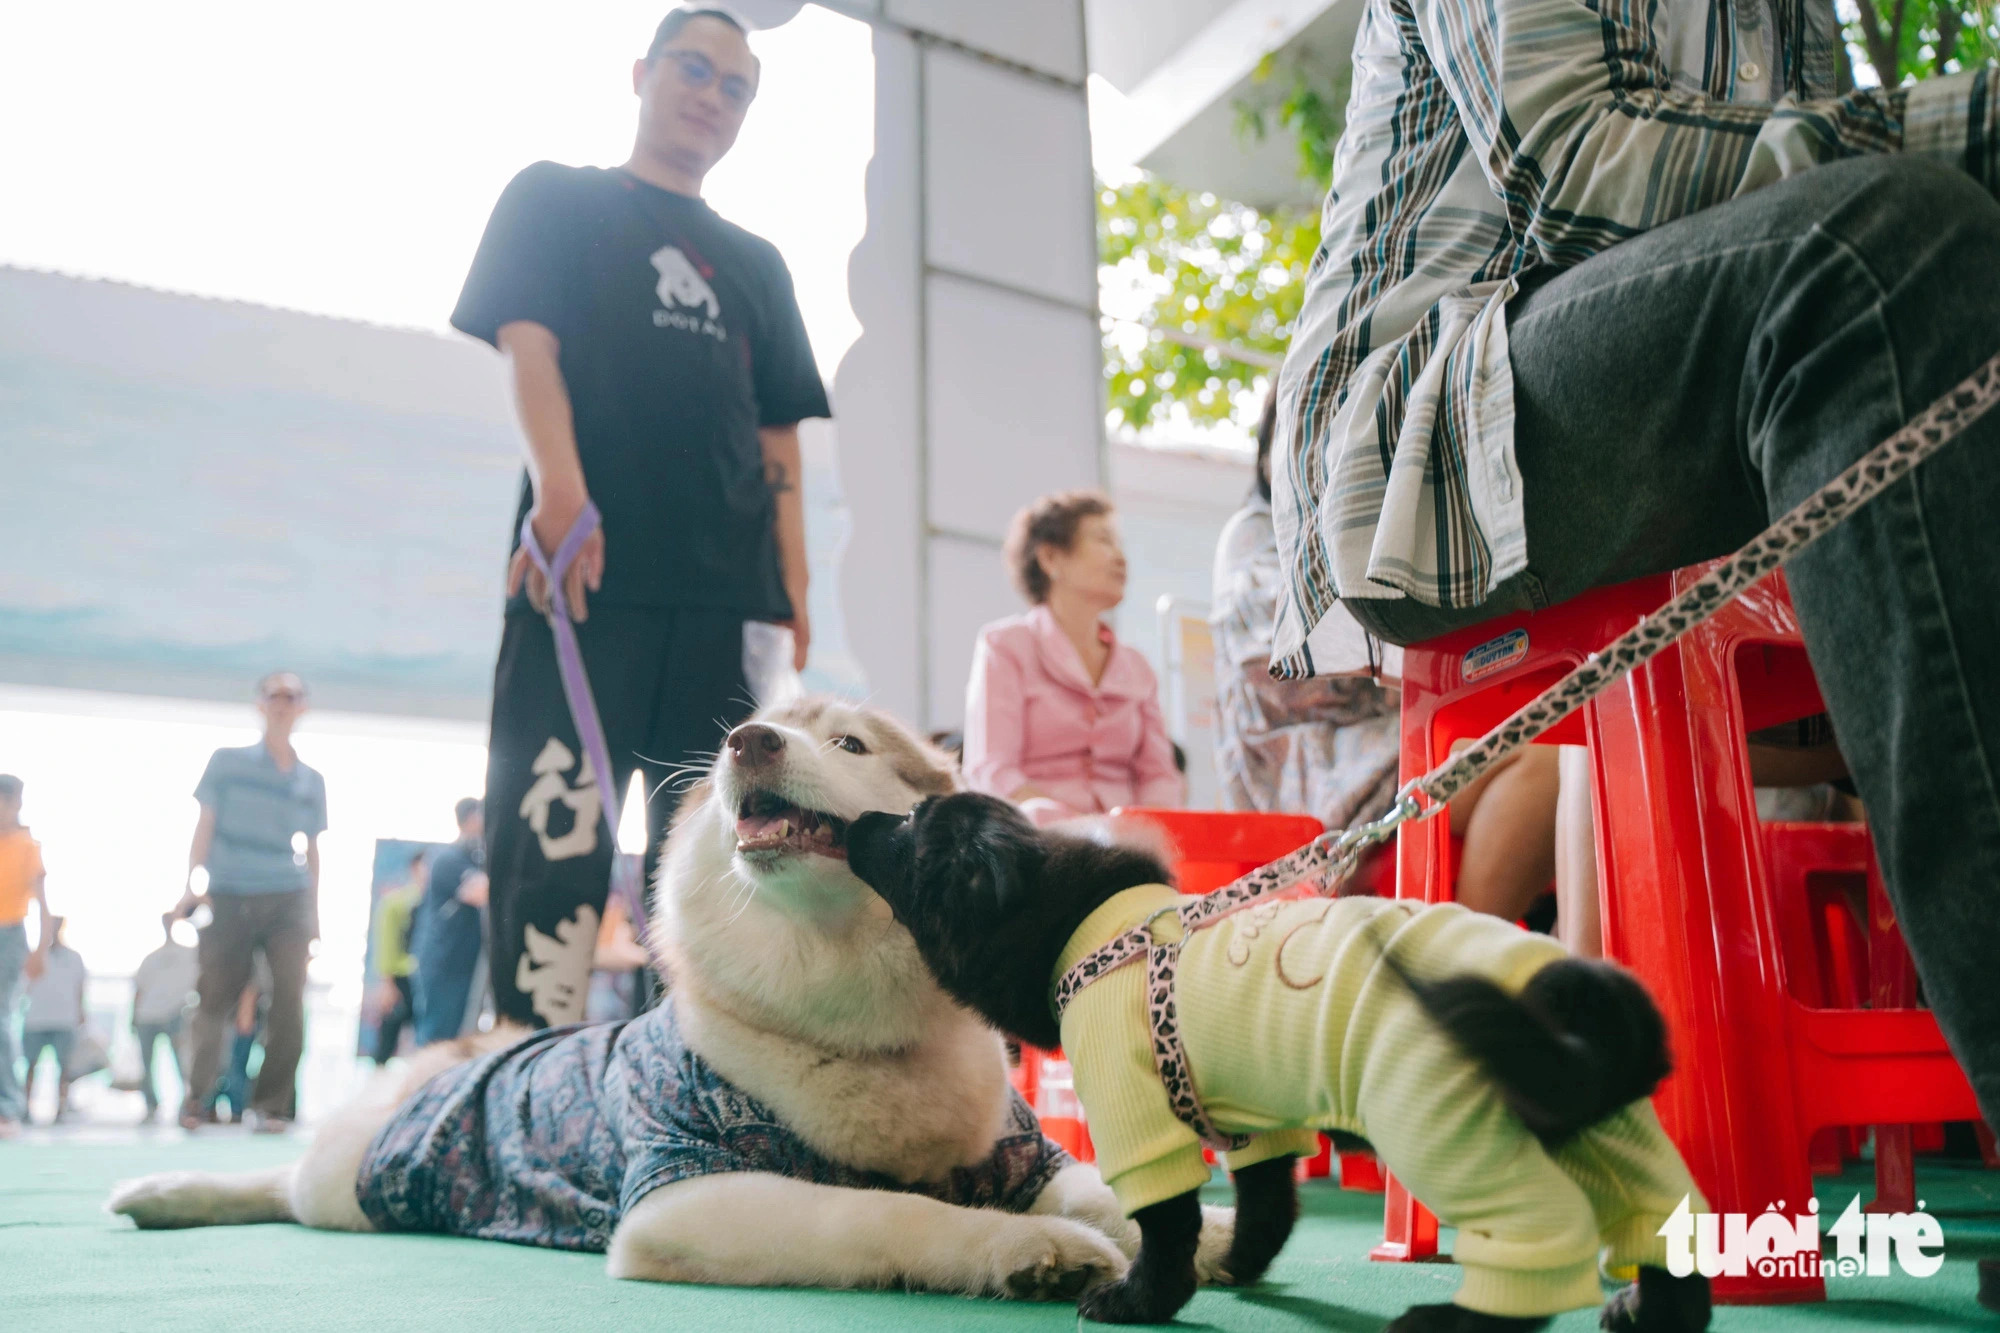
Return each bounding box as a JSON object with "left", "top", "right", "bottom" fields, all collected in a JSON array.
[
  {"left": 1098, "top": 178, "right": 1321, "bottom": 432},
  {"left": 1848, "top": 0, "right": 1999, "bottom": 85},
  {"left": 1099, "top": 11, "right": 1993, "bottom": 435},
  {"left": 1098, "top": 53, "right": 1343, "bottom": 435},
  {"left": 1234, "top": 53, "right": 1350, "bottom": 191}
]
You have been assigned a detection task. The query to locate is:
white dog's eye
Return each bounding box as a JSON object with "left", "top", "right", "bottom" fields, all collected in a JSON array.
[{"left": 832, "top": 735, "right": 869, "bottom": 755}]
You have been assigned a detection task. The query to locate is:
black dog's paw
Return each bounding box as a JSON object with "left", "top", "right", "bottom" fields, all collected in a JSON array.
[
  {"left": 1600, "top": 1267, "right": 1711, "bottom": 1332},
  {"left": 1078, "top": 1274, "right": 1194, "bottom": 1325},
  {"left": 1385, "top": 1304, "right": 1550, "bottom": 1333}
]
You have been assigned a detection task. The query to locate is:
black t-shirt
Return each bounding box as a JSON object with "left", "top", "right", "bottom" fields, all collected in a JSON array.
[{"left": 452, "top": 163, "right": 831, "bottom": 617}]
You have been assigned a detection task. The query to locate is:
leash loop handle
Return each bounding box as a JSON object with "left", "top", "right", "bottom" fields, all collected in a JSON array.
[{"left": 517, "top": 503, "right": 647, "bottom": 939}]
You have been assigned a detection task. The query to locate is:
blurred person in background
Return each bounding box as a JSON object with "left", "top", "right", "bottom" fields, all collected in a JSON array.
[
  {"left": 452, "top": 6, "right": 830, "bottom": 1027},
  {"left": 964, "top": 490, "right": 1182, "bottom": 827},
  {"left": 0, "top": 773, "right": 53, "bottom": 1138},
  {"left": 174, "top": 671, "right": 326, "bottom": 1133},
  {"left": 368, "top": 850, "right": 426, "bottom": 1066},
  {"left": 130, "top": 912, "right": 197, "bottom": 1124},
  {"left": 211, "top": 963, "right": 272, "bottom": 1124},
  {"left": 1214, "top": 394, "right": 1563, "bottom": 916},
  {"left": 411, "top": 799, "right": 488, "bottom": 1047},
  {"left": 20, "top": 916, "right": 85, "bottom": 1124},
  {"left": 1213, "top": 396, "right": 1402, "bottom": 836}
]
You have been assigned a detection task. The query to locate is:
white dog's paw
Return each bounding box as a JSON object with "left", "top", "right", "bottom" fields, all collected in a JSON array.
[
  {"left": 1194, "top": 1204, "right": 1238, "bottom": 1285},
  {"left": 986, "top": 1215, "right": 1129, "bottom": 1301},
  {"left": 107, "top": 1173, "right": 203, "bottom": 1229}
]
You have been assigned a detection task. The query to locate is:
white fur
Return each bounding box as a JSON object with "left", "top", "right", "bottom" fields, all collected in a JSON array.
[{"left": 106, "top": 699, "right": 1232, "bottom": 1300}]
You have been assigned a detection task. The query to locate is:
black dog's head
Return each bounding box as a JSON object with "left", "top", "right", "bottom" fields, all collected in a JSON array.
[{"left": 848, "top": 792, "right": 1171, "bottom": 1048}]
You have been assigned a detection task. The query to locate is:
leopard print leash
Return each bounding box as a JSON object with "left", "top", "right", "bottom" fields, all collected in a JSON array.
[{"left": 1053, "top": 349, "right": 2000, "bottom": 1153}]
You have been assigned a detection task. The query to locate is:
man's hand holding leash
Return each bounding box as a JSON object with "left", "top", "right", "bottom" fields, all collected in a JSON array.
[{"left": 512, "top": 486, "right": 605, "bottom": 622}]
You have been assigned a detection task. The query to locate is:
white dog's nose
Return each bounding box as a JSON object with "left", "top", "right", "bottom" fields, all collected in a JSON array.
[{"left": 727, "top": 723, "right": 785, "bottom": 768}]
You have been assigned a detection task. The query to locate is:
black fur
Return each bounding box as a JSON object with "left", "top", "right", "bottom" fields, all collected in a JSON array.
[
  {"left": 1076, "top": 1190, "right": 1203, "bottom": 1323},
  {"left": 1221, "top": 1156, "right": 1297, "bottom": 1287},
  {"left": 848, "top": 794, "right": 1169, "bottom": 1050},
  {"left": 847, "top": 793, "right": 1708, "bottom": 1330},
  {"left": 1599, "top": 1265, "right": 1713, "bottom": 1332},
  {"left": 1373, "top": 950, "right": 1673, "bottom": 1148}
]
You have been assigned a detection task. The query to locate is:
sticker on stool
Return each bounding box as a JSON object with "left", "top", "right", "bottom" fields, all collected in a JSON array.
[{"left": 1462, "top": 628, "right": 1529, "bottom": 683}]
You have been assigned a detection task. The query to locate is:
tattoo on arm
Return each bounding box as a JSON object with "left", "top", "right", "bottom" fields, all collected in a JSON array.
[{"left": 765, "top": 462, "right": 795, "bottom": 495}]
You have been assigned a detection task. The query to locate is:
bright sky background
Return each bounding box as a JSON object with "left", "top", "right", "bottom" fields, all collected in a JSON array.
[
  {"left": 0, "top": 1, "right": 873, "bottom": 368},
  {"left": 0, "top": 687, "right": 484, "bottom": 991},
  {"left": 0, "top": 3, "right": 871, "bottom": 994}
]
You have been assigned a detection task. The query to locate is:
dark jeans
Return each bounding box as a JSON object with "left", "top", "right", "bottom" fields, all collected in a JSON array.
[
  {"left": 134, "top": 1018, "right": 185, "bottom": 1114},
  {"left": 0, "top": 923, "right": 25, "bottom": 1121},
  {"left": 412, "top": 932, "right": 479, "bottom": 1047},
  {"left": 214, "top": 1029, "right": 258, "bottom": 1119},
  {"left": 183, "top": 891, "right": 310, "bottom": 1121},
  {"left": 372, "top": 975, "right": 414, "bottom": 1065},
  {"left": 484, "top": 607, "right": 754, "bottom": 1028},
  {"left": 1348, "top": 154, "right": 2000, "bottom": 1128},
  {"left": 21, "top": 1028, "right": 75, "bottom": 1096}
]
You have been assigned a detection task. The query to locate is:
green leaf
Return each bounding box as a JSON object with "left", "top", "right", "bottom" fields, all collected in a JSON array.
[{"left": 1099, "top": 175, "right": 1322, "bottom": 431}]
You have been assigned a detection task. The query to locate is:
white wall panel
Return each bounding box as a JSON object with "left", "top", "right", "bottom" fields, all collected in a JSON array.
[
  {"left": 805, "top": 0, "right": 1101, "bottom": 730},
  {"left": 925, "top": 273, "right": 1102, "bottom": 542},
  {"left": 886, "top": 0, "right": 1086, "bottom": 81},
  {"left": 923, "top": 48, "right": 1096, "bottom": 308},
  {"left": 925, "top": 533, "right": 1025, "bottom": 730},
  {"left": 833, "top": 26, "right": 925, "bottom": 725}
]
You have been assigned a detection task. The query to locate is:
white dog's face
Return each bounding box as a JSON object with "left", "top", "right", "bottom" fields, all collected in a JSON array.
[{"left": 700, "top": 697, "right": 956, "bottom": 913}]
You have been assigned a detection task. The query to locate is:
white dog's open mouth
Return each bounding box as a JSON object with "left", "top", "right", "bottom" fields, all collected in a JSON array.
[{"left": 735, "top": 789, "right": 850, "bottom": 861}]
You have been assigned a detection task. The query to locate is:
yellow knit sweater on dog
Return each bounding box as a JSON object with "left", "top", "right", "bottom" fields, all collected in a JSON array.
[{"left": 1053, "top": 885, "right": 1706, "bottom": 1319}]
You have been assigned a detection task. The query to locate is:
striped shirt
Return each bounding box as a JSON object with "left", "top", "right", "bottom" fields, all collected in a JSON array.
[{"left": 1270, "top": 0, "right": 1999, "bottom": 676}]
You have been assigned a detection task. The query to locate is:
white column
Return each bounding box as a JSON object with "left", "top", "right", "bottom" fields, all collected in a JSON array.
[{"left": 827, "top": 0, "right": 1102, "bottom": 730}]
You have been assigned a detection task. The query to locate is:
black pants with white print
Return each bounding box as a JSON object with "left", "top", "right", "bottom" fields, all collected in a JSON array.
[{"left": 484, "top": 606, "right": 755, "bottom": 1028}]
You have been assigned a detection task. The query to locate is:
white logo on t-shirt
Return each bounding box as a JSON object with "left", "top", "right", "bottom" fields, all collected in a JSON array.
[{"left": 651, "top": 245, "right": 720, "bottom": 318}]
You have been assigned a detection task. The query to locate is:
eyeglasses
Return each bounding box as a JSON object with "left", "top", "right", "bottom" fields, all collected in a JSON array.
[
  {"left": 656, "top": 48, "right": 755, "bottom": 113},
  {"left": 262, "top": 689, "right": 304, "bottom": 704}
]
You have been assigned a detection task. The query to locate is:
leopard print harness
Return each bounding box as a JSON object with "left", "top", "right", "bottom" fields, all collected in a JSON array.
[{"left": 1053, "top": 350, "right": 2000, "bottom": 1155}]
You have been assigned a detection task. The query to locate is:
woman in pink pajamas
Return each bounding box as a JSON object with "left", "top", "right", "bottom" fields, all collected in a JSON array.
[{"left": 963, "top": 491, "right": 1183, "bottom": 826}]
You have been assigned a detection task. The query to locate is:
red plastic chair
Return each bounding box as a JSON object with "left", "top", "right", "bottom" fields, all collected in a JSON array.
[
  {"left": 1381, "top": 566, "right": 1983, "bottom": 1302},
  {"left": 1110, "top": 808, "right": 1331, "bottom": 894}
]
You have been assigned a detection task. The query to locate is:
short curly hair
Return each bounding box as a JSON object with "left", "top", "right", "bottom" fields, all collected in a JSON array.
[{"left": 1003, "top": 490, "right": 1114, "bottom": 605}]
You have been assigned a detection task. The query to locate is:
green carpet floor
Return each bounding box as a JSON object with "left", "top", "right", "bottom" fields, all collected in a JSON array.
[{"left": 4, "top": 1133, "right": 1994, "bottom": 1330}]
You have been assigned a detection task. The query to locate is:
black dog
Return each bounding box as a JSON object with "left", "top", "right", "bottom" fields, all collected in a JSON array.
[{"left": 848, "top": 792, "right": 1711, "bottom": 1332}]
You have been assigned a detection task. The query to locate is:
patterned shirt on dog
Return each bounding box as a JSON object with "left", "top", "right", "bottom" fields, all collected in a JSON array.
[{"left": 355, "top": 997, "right": 1071, "bottom": 1252}]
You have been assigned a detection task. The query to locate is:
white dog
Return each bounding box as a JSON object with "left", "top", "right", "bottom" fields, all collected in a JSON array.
[{"left": 110, "top": 698, "right": 1229, "bottom": 1299}]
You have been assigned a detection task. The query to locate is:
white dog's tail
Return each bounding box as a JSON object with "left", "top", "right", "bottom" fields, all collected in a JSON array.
[
  {"left": 107, "top": 1165, "right": 297, "bottom": 1229},
  {"left": 1048, "top": 812, "right": 1177, "bottom": 867}
]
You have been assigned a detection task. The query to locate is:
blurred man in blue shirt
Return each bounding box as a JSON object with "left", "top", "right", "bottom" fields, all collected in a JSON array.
[{"left": 174, "top": 671, "right": 326, "bottom": 1132}]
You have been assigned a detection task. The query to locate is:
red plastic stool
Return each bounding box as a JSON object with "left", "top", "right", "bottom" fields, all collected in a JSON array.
[
  {"left": 1111, "top": 808, "right": 1331, "bottom": 894},
  {"left": 1339, "top": 1148, "right": 1387, "bottom": 1191},
  {"left": 1011, "top": 1044, "right": 1093, "bottom": 1161},
  {"left": 1373, "top": 577, "right": 1657, "bottom": 1266},
  {"left": 1764, "top": 823, "right": 1872, "bottom": 1177},
  {"left": 1763, "top": 821, "right": 1942, "bottom": 1210},
  {"left": 1380, "top": 566, "right": 1983, "bottom": 1302}
]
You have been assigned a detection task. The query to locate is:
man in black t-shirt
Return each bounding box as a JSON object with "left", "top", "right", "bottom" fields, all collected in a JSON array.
[{"left": 451, "top": 7, "right": 830, "bottom": 1027}]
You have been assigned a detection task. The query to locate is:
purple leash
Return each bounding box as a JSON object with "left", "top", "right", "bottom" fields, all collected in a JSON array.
[{"left": 518, "top": 503, "right": 647, "bottom": 943}]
